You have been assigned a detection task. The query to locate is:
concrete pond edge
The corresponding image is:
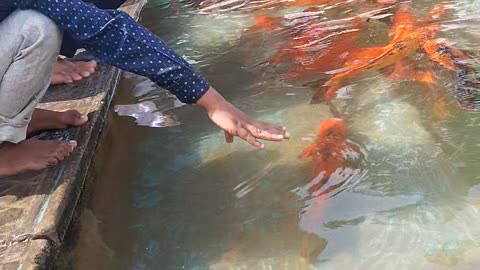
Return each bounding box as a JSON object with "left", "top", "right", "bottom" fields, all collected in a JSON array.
[{"left": 0, "top": 1, "right": 147, "bottom": 269}]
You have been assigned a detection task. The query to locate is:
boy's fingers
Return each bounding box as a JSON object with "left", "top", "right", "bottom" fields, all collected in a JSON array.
[
  {"left": 246, "top": 124, "right": 288, "bottom": 141},
  {"left": 238, "top": 128, "right": 264, "bottom": 149},
  {"left": 224, "top": 131, "right": 234, "bottom": 143},
  {"left": 259, "top": 122, "right": 286, "bottom": 133},
  {"left": 259, "top": 122, "right": 289, "bottom": 138}
]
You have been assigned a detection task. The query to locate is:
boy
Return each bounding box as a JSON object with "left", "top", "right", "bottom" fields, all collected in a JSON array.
[{"left": 0, "top": 0, "right": 289, "bottom": 176}]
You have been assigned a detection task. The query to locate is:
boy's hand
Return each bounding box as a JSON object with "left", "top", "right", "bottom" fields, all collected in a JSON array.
[{"left": 196, "top": 87, "right": 289, "bottom": 149}]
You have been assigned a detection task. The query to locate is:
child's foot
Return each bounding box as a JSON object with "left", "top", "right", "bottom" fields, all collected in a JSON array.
[
  {"left": 27, "top": 109, "right": 88, "bottom": 135},
  {"left": 0, "top": 139, "right": 77, "bottom": 177},
  {"left": 51, "top": 58, "right": 97, "bottom": 85}
]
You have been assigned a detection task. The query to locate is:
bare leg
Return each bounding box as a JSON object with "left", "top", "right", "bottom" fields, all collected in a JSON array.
[{"left": 0, "top": 10, "right": 79, "bottom": 176}]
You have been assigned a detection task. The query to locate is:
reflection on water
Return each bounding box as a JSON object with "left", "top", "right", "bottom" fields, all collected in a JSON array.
[
  {"left": 69, "top": 0, "right": 480, "bottom": 269},
  {"left": 114, "top": 72, "right": 184, "bottom": 127}
]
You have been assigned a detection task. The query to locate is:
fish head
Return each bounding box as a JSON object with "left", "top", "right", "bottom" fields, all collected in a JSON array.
[
  {"left": 300, "top": 118, "right": 347, "bottom": 159},
  {"left": 317, "top": 118, "right": 347, "bottom": 139}
]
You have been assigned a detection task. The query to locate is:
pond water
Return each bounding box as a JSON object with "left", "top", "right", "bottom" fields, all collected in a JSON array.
[{"left": 68, "top": 0, "right": 480, "bottom": 269}]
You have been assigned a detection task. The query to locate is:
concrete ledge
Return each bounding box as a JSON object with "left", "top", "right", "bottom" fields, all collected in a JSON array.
[{"left": 0, "top": 1, "right": 146, "bottom": 269}]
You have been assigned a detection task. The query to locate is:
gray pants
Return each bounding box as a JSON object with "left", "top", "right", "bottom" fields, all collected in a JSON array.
[{"left": 0, "top": 10, "right": 62, "bottom": 143}]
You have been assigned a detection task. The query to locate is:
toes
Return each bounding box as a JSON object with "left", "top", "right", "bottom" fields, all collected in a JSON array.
[
  {"left": 54, "top": 148, "right": 67, "bottom": 161},
  {"left": 71, "top": 73, "right": 83, "bottom": 81},
  {"left": 48, "top": 140, "right": 77, "bottom": 162},
  {"left": 60, "top": 73, "right": 75, "bottom": 83},
  {"left": 80, "top": 71, "right": 92, "bottom": 78},
  {"left": 57, "top": 141, "right": 77, "bottom": 159},
  {"left": 48, "top": 143, "right": 66, "bottom": 160},
  {"left": 61, "top": 110, "right": 88, "bottom": 126},
  {"left": 73, "top": 60, "right": 97, "bottom": 77},
  {"left": 62, "top": 73, "right": 75, "bottom": 83},
  {"left": 52, "top": 60, "right": 97, "bottom": 85},
  {"left": 62, "top": 140, "right": 77, "bottom": 154},
  {"left": 47, "top": 158, "right": 59, "bottom": 167},
  {"left": 68, "top": 140, "right": 78, "bottom": 150},
  {"left": 86, "top": 60, "right": 97, "bottom": 69},
  {"left": 51, "top": 74, "right": 73, "bottom": 85}
]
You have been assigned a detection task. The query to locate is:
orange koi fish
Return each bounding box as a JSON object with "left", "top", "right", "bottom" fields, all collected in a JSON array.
[
  {"left": 312, "top": 3, "right": 453, "bottom": 102},
  {"left": 315, "top": 25, "right": 439, "bottom": 102},
  {"left": 299, "top": 117, "right": 362, "bottom": 260},
  {"left": 285, "top": 17, "right": 366, "bottom": 78},
  {"left": 300, "top": 118, "right": 361, "bottom": 194}
]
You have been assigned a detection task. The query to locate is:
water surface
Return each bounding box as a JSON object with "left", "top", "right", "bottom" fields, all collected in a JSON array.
[{"left": 69, "top": 0, "right": 480, "bottom": 269}]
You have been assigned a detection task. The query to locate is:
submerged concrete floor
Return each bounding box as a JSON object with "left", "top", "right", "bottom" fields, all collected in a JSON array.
[{"left": 0, "top": 1, "right": 146, "bottom": 269}]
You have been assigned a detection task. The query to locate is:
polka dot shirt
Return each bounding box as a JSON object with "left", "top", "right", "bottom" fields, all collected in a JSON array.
[{"left": 8, "top": 0, "right": 210, "bottom": 104}]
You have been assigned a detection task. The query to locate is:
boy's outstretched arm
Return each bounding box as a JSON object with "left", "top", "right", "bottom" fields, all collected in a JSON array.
[{"left": 10, "top": 0, "right": 289, "bottom": 147}]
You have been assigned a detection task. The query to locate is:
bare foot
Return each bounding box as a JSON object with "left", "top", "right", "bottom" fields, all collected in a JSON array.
[
  {"left": 27, "top": 109, "right": 88, "bottom": 135},
  {"left": 0, "top": 139, "right": 77, "bottom": 176},
  {"left": 51, "top": 58, "right": 97, "bottom": 85}
]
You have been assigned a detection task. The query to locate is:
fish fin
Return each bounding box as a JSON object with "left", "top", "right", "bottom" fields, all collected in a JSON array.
[{"left": 391, "top": 5, "right": 416, "bottom": 42}]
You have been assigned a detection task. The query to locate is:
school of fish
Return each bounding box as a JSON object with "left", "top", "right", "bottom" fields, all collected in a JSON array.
[
  {"left": 232, "top": 0, "right": 479, "bottom": 192},
  {"left": 191, "top": 0, "right": 480, "bottom": 214},
  {"left": 187, "top": 0, "right": 480, "bottom": 265}
]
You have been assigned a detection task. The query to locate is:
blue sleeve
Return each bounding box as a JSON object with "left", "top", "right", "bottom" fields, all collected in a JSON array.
[{"left": 10, "top": 0, "right": 210, "bottom": 104}]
